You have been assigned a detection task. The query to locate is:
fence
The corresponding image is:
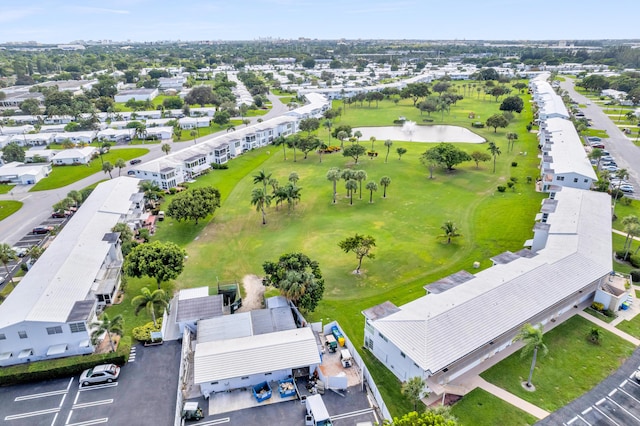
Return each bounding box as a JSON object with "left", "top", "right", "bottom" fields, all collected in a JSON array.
[
  {"left": 323, "top": 321, "right": 392, "bottom": 422},
  {"left": 174, "top": 327, "right": 192, "bottom": 426}
]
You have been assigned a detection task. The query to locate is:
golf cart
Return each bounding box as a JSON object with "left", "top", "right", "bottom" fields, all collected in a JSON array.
[{"left": 182, "top": 402, "right": 204, "bottom": 421}]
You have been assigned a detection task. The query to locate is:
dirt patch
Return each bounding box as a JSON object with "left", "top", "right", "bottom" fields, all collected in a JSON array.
[{"left": 237, "top": 274, "right": 265, "bottom": 312}]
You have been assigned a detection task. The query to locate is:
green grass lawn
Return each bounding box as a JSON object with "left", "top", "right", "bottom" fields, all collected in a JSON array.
[
  {"left": 481, "top": 315, "right": 635, "bottom": 412},
  {"left": 0, "top": 184, "right": 13, "bottom": 194},
  {"left": 613, "top": 199, "right": 640, "bottom": 232},
  {"left": 451, "top": 388, "right": 537, "bottom": 426},
  {"left": 616, "top": 313, "right": 640, "bottom": 339},
  {"left": 612, "top": 232, "right": 638, "bottom": 275},
  {"left": 0, "top": 200, "right": 22, "bottom": 221},
  {"left": 582, "top": 128, "right": 608, "bottom": 138},
  {"left": 110, "top": 82, "right": 550, "bottom": 416},
  {"left": 29, "top": 148, "right": 149, "bottom": 191}
]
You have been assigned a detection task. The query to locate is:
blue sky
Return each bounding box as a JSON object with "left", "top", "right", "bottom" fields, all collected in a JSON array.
[{"left": 1, "top": 0, "right": 638, "bottom": 43}]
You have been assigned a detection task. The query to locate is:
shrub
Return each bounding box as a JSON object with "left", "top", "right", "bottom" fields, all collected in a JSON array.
[
  {"left": 604, "top": 309, "right": 615, "bottom": 318},
  {"left": 630, "top": 255, "right": 640, "bottom": 268},
  {"left": 169, "top": 187, "right": 178, "bottom": 194},
  {"left": 509, "top": 177, "right": 518, "bottom": 183},
  {"left": 511, "top": 162, "right": 518, "bottom": 167},
  {"left": 591, "top": 301, "right": 604, "bottom": 311},
  {"left": 472, "top": 122, "right": 485, "bottom": 128},
  {"left": 630, "top": 270, "right": 640, "bottom": 283},
  {"left": 132, "top": 319, "right": 162, "bottom": 343},
  {"left": 615, "top": 250, "right": 629, "bottom": 261},
  {"left": 526, "top": 176, "right": 533, "bottom": 183},
  {"left": 620, "top": 197, "right": 632, "bottom": 206},
  {"left": 211, "top": 163, "right": 229, "bottom": 170},
  {"left": 497, "top": 185, "right": 506, "bottom": 192}
]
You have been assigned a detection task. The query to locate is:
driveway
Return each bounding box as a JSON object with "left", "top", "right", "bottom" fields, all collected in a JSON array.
[
  {"left": 560, "top": 79, "right": 640, "bottom": 198},
  {"left": 0, "top": 341, "right": 180, "bottom": 426}
]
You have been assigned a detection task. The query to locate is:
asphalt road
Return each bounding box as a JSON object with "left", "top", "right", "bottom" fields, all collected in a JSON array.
[
  {"left": 0, "top": 342, "right": 180, "bottom": 426},
  {"left": 0, "top": 95, "right": 287, "bottom": 246},
  {"left": 560, "top": 79, "right": 640, "bottom": 197}
]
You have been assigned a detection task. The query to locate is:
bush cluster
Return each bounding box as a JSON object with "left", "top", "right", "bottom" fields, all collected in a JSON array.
[
  {"left": 319, "top": 146, "right": 341, "bottom": 154},
  {"left": 472, "top": 122, "right": 485, "bottom": 128},
  {"left": 630, "top": 270, "right": 640, "bottom": 283},
  {"left": 591, "top": 301, "right": 604, "bottom": 311},
  {"left": 0, "top": 336, "right": 131, "bottom": 386},
  {"left": 497, "top": 185, "right": 506, "bottom": 192},
  {"left": 132, "top": 319, "right": 162, "bottom": 343},
  {"left": 211, "top": 163, "right": 229, "bottom": 170}
]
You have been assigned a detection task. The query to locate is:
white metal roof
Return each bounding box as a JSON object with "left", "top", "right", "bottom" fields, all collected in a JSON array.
[
  {"left": 369, "top": 187, "right": 611, "bottom": 374},
  {"left": 0, "top": 177, "right": 141, "bottom": 328},
  {"left": 52, "top": 147, "right": 98, "bottom": 160},
  {"left": 544, "top": 118, "right": 597, "bottom": 180},
  {"left": 194, "top": 327, "right": 320, "bottom": 384}
]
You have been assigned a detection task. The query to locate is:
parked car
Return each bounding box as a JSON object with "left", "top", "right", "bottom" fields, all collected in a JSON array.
[
  {"left": 51, "top": 210, "right": 71, "bottom": 219},
  {"left": 80, "top": 364, "right": 120, "bottom": 386},
  {"left": 587, "top": 136, "right": 601, "bottom": 142},
  {"left": 619, "top": 185, "right": 635, "bottom": 193},
  {"left": 634, "top": 370, "right": 640, "bottom": 382},
  {"left": 601, "top": 165, "right": 619, "bottom": 172},
  {"left": 590, "top": 143, "right": 605, "bottom": 149},
  {"left": 601, "top": 161, "right": 618, "bottom": 168},
  {"left": 130, "top": 159, "right": 142, "bottom": 165},
  {"left": 32, "top": 226, "right": 54, "bottom": 235},
  {"left": 127, "top": 170, "right": 136, "bottom": 175},
  {"left": 12, "top": 246, "right": 28, "bottom": 257}
]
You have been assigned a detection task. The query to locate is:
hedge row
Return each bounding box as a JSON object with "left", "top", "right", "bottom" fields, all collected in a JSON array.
[{"left": 0, "top": 336, "right": 131, "bottom": 386}]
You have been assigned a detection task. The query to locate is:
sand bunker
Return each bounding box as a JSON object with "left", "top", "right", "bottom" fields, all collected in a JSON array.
[{"left": 353, "top": 123, "right": 486, "bottom": 144}]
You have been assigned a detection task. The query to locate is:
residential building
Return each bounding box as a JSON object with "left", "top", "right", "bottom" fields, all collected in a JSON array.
[
  {"left": 0, "top": 177, "right": 143, "bottom": 366},
  {"left": 52, "top": 147, "right": 98, "bottom": 165},
  {"left": 0, "top": 161, "right": 51, "bottom": 184},
  {"left": 114, "top": 88, "right": 159, "bottom": 103}
]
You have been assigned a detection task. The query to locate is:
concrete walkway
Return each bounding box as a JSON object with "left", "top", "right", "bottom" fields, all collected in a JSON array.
[
  {"left": 577, "top": 310, "right": 640, "bottom": 345},
  {"left": 471, "top": 376, "right": 550, "bottom": 420}
]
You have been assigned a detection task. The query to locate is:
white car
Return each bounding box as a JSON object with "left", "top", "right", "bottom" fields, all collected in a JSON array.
[
  {"left": 601, "top": 165, "right": 619, "bottom": 172},
  {"left": 80, "top": 364, "right": 120, "bottom": 386},
  {"left": 619, "top": 185, "right": 635, "bottom": 193}
]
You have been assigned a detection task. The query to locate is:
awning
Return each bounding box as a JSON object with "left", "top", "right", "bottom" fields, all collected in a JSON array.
[
  {"left": 79, "top": 339, "right": 91, "bottom": 348},
  {"left": 46, "top": 344, "right": 68, "bottom": 356},
  {"left": 18, "top": 349, "right": 33, "bottom": 359},
  {"left": 0, "top": 352, "right": 12, "bottom": 360}
]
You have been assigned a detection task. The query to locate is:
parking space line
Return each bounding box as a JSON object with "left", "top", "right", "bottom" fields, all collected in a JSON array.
[
  {"left": 618, "top": 386, "right": 640, "bottom": 404},
  {"left": 582, "top": 407, "right": 593, "bottom": 415},
  {"left": 74, "top": 391, "right": 80, "bottom": 405},
  {"left": 66, "top": 418, "right": 108, "bottom": 426},
  {"left": 60, "top": 393, "right": 67, "bottom": 407},
  {"left": 15, "top": 389, "right": 68, "bottom": 401},
  {"left": 605, "top": 395, "right": 640, "bottom": 423},
  {"left": 78, "top": 382, "right": 118, "bottom": 392},
  {"left": 66, "top": 410, "right": 73, "bottom": 425},
  {"left": 331, "top": 408, "right": 375, "bottom": 420},
  {"left": 196, "top": 418, "right": 230, "bottom": 426},
  {"left": 608, "top": 389, "right": 617, "bottom": 397},
  {"left": 592, "top": 404, "right": 620, "bottom": 426},
  {"left": 5, "top": 407, "right": 60, "bottom": 420},
  {"left": 575, "top": 415, "right": 591, "bottom": 425},
  {"left": 51, "top": 412, "right": 59, "bottom": 426},
  {"left": 71, "top": 399, "right": 113, "bottom": 410}
]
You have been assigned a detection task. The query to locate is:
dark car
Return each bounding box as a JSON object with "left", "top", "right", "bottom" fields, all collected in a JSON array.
[
  {"left": 127, "top": 170, "right": 136, "bottom": 175},
  {"left": 33, "top": 226, "right": 54, "bottom": 235},
  {"left": 51, "top": 210, "right": 71, "bottom": 218},
  {"left": 130, "top": 159, "right": 142, "bottom": 165}
]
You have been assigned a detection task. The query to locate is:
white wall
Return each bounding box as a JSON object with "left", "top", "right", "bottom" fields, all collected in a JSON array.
[{"left": 199, "top": 368, "right": 292, "bottom": 395}]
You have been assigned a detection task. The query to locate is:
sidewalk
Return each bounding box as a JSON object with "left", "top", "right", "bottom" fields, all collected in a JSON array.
[
  {"left": 471, "top": 376, "right": 550, "bottom": 420},
  {"left": 577, "top": 310, "right": 640, "bottom": 345}
]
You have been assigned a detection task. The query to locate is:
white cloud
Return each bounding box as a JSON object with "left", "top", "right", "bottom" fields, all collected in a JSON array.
[
  {"left": 72, "top": 7, "right": 130, "bottom": 15},
  {"left": 0, "top": 8, "right": 43, "bottom": 23}
]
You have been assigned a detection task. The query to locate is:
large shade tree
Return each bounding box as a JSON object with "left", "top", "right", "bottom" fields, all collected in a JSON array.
[
  {"left": 338, "top": 234, "right": 376, "bottom": 273},
  {"left": 262, "top": 253, "right": 325, "bottom": 312},
  {"left": 166, "top": 187, "right": 221, "bottom": 225},
  {"left": 124, "top": 241, "right": 186, "bottom": 289}
]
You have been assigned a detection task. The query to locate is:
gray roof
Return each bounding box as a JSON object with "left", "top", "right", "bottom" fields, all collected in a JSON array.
[
  {"left": 423, "top": 270, "right": 475, "bottom": 294},
  {"left": 66, "top": 300, "right": 96, "bottom": 322},
  {"left": 266, "top": 296, "right": 289, "bottom": 309},
  {"left": 176, "top": 295, "right": 223, "bottom": 323},
  {"left": 490, "top": 251, "right": 521, "bottom": 265},
  {"left": 362, "top": 301, "right": 401, "bottom": 321},
  {"left": 197, "top": 306, "right": 296, "bottom": 343},
  {"left": 251, "top": 307, "right": 296, "bottom": 335},
  {"left": 368, "top": 187, "right": 612, "bottom": 374}
]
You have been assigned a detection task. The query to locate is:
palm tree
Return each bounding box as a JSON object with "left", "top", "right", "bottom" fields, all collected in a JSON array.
[
  {"left": 369, "top": 136, "right": 376, "bottom": 152},
  {"left": 114, "top": 158, "right": 126, "bottom": 176},
  {"left": 487, "top": 141, "right": 501, "bottom": 173},
  {"left": 354, "top": 170, "right": 367, "bottom": 199},
  {"left": 190, "top": 129, "right": 198, "bottom": 143},
  {"left": 514, "top": 323, "right": 548, "bottom": 389},
  {"left": 345, "top": 179, "right": 358, "bottom": 205},
  {"left": 131, "top": 287, "right": 168, "bottom": 327},
  {"left": 588, "top": 148, "right": 603, "bottom": 169},
  {"left": 366, "top": 181, "right": 378, "bottom": 203},
  {"left": 251, "top": 187, "right": 272, "bottom": 225},
  {"left": 0, "top": 244, "right": 17, "bottom": 287},
  {"left": 396, "top": 147, "right": 407, "bottom": 160},
  {"left": 161, "top": 143, "right": 171, "bottom": 155},
  {"left": 440, "top": 220, "right": 461, "bottom": 244},
  {"left": 337, "top": 130, "right": 348, "bottom": 150},
  {"left": 253, "top": 169, "right": 272, "bottom": 194},
  {"left": 139, "top": 181, "right": 164, "bottom": 203},
  {"left": 288, "top": 172, "right": 299, "bottom": 185},
  {"left": 102, "top": 161, "right": 114, "bottom": 179},
  {"left": 282, "top": 183, "right": 301, "bottom": 212},
  {"left": 274, "top": 135, "right": 287, "bottom": 161},
  {"left": 506, "top": 132, "right": 518, "bottom": 152},
  {"left": 384, "top": 139, "right": 393, "bottom": 163},
  {"left": 401, "top": 376, "right": 427, "bottom": 411},
  {"left": 354, "top": 130, "right": 363, "bottom": 143},
  {"left": 380, "top": 176, "right": 391, "bottom": 198},
  {"left": 323, "top": 119, "right": 332, "bottom": 144},
  {"left": 622, "top": 215, "right": 640, "bottom": 258},
  {"left": 326, "top": 168, "right": 341, "bottom": 204},
  {"left": 90, "top": 313, "right": 124, "bottom": 353},
  {"left": 612, "top": 168, "right": 629, "bottom": 210}
]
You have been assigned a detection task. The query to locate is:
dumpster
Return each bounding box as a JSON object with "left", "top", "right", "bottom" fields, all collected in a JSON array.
[
  {"left": 278, "top": 377, "right": 296, "bottom": 398},
  {"left": 252, "top": 381, "right": 272, "bottom": 402},
  {"left": 325, "top": 335, "right": 337, "bottom": 353},
  {"left": 181, "top": 402, "right": 204, "bottom": 420},
  {"left": 331, "top": 326, "right": 345, "bottom": 347}
]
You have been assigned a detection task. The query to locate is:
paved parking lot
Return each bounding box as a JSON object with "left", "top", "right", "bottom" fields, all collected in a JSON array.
[
  {"left": 0, "top": 342, "right": 180, "bottom": 426},
  {"left": 537, "top": 347, "right": 640, "bottom": 425}
]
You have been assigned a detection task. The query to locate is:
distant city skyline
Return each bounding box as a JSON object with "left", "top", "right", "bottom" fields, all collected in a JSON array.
[{"left": 1, "top": 0, "right": 638, "bottom": 44}]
